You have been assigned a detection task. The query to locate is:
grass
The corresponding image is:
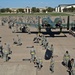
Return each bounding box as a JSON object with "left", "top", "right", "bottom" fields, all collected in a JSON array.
[{"left": 0, "top": 12, "right": 72, "bottom": 16}]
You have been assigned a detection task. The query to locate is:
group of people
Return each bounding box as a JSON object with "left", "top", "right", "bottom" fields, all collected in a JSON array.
[
  {"left": 7, "top": 17, "right": 31, "bottom": 34},
  {"left": 33, "top": 33, "right": 54, "bottom": 72},
  {"left": 30, "top": 46, "right": 43, "bottom": 69},
  {"left": 13, "top": 34, "right": 22, "bottom": 46},
  {"left": 0, "top": 40, "right": 12, "bottom": 62},
  {"left": 33, "top": 33, "right": 53, "bottom": 52},
  {"left": 63, "top": 51, "right": 75, "bottom": 75}
]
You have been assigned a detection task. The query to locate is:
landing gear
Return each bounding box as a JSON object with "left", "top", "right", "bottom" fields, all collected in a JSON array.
[{"left": 46, "top": 28, "right": 54, "bottom": 37}]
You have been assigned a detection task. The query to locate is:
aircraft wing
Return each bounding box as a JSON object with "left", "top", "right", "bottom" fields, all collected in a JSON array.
[
  {"left": 61, "top": 22, "right": 75, "bottom": 29},
  {"left": 14, "top": 21, "right": 41, "bottom": 28}
]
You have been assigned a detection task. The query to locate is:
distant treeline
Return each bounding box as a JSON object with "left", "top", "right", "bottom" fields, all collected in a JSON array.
[{"left": 0, "top": 7, "right": 54, "bottom": 13}]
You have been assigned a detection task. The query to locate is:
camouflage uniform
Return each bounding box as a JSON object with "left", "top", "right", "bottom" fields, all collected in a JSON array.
[
  {"left": 50, "top": 44, "right": 54, "bottom": 55},
  {"left": 26, "top": 27, "right": 31, "bottom": 34},
  {"left": 71, "top": 59, "right": 75, "bottom": 75},
  {"left": 36, "top": 58, "right": 43, "bottom": 69},
  {"left": 63, "top": 51, "right": 70, "bottom": 66},
  {"left": 30, "top": 46, "right": 36, "bottom": 62},
  {"left": 3, "top": 50, "right": 9, "bottom": 61},
  {"left": 17, "top": 35, "right": 22, "bottom": 46},
  {"left": 16, "top": 24, "right": 19, "bottom": 32},
  {"left": 11, "top": 23, "right": 15, "bottom": 33},
  {"left": 40, "top": 35, "right": 45, "bottom": 46},
  {"left": 33, "top": 34, "right": 39, "bottom": 43},
  {"left": 42, "top": 36, "right": 47, "bottom": 47},
  {"left": 50, "top": 56, "right": 54, "bottom": 73},
  {"left": 0, "top": 41, "right": 3, "bottom": 58},
  {"left": 13, "top": 38, "right": 17, "bottom": 44},
  {"left": 6, "top": 44, "right": 12, "bottom": 54},
  {"left": 3, "top": 43, "right": 9, "bottom": 61}
]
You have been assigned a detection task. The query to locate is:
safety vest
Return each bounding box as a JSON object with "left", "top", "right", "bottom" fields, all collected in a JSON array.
[
  {"left": 31, "top": 52, "right": 34, "bottom": 55},
  {"left": 65, "top": 55, "right": 70, "bottom": 59},
  {"left": 50, "top": 61, "right": 54, "bottom": 65},
  {"left": 4, "top": 50, "right": 8, "bottom": 54},
  {"left": 66, "top": 56, "right": 70, "bottom": 59},
  {"left": 40, "top": 59, "right": 42, "bottom": 62}
]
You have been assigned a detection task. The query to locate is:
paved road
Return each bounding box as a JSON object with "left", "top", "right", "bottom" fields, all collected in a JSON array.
[{"left": 0, "top": 17, "right": 75, "bottom": 75}]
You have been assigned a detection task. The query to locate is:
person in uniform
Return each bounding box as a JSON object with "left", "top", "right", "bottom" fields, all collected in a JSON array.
[
  {"left": 50, "top": 56, "right": 54, "bottom": 73},
  {"left": 63, "top": 51, "right": 70, "bottom": 67},
  {"left": 30, "top": 46, "right": 36, "bottom": 63},
  {"left": 17, "top": 35, "right": 22, "bottom": 46},
  {"left": 3, "top": 43, "right": 9, "bottom": 62},
  {"left": 50, "top": 44, "right": 54, "bottom": 55},
  {"left": 40, "top": 34, "right": 45, "bottom": 46},
  {"left": 42, "top": 37, "right": 47, "bottom": 48},
  {"left": 71, "top": 58, "right": 75, "bottom": 75},
  {"left": 6, "top": 43, "right": 12, "bottom": 54},
  {"left": 36, "top": 58, "right": 43, "bottom": 69},
  {"left": 16, "top": 24, "right": 19, "bottom": 32},
  {"left": 11, "top": 23, "right": 15, "bottom": 33},
  {"left": 0, "top": 41, "right": 3, "bottom": 58},
  {"left": 33, "top": 34, "right": 39, "bottom": 43},
  {"left": 13, "top": 38, "right": 17, "bottom": 44}
]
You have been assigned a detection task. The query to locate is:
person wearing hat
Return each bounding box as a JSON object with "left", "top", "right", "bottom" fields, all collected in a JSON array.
[
  {"left": 50, "top": 44, "right": 54, "bottom": 55},
  {"left": 0, "top": 40, "right": 3, "bottom": 58},
  {"left": 71, "top": 58, "right": 75, "bottom": 75},
  {"left": 30, "top": 46, "right": 36, "bottom": 63},
  {"left": 3, "top": 43, "right": 9, "bottom": 61},
  {"left": 50, "top": 56, "right": 54, "bottom": 73},
  {"left": 36, "top": 58, "right": 43, "bottom": 69},
  {"left": 17, "top": 35, "right": 22, "bottom": 46},
  {"left": 63, "top": 51, "right": 70, "bottom": 67}
]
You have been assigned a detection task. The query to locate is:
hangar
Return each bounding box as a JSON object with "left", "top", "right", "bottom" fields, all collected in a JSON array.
[{"left": 55, "top": 4, "right": 75, "bottom": 12}]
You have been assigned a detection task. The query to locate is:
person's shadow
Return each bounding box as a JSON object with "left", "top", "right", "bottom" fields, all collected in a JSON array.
[
  {"left": 8, "top": 57, "right": 11, "bottom": 61},
  {"left": 67, "top": 71, "right": 71, "bottom": 75}
]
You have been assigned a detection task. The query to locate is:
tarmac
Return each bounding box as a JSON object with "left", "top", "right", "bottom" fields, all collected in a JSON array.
[{"left": 0, "top": 16, "right": 75, "bottom": 75}]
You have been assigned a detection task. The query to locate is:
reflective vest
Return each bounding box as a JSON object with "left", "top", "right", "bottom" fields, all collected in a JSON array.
[
  {"left": 40, "top": 59, "right": 42, "bottom": 63},
  {"left": 31, "top": 52, "right": 34, "bottom": 55}
]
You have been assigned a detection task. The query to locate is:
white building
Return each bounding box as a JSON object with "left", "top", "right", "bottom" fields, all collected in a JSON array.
[
  {"left": 55, "top": 4, "right": 75, "bottom": 12},
  {"left": 9, "top": 7, "right": 46, "bottom": 13}
]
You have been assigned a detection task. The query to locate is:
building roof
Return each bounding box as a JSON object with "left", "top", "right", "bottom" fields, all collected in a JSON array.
[{"left": 58, "top": 4, "right": 75, "bottom": 7}]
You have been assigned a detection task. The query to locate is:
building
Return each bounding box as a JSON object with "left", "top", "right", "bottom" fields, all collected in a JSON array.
[
  {"left": 9, "top": 7, "right": 46, "bottom": 13},
  {"left": 55, "top": 4, "right": 75, "bottom": 12},
  {"left": 10, "top": 7, "right": 32, "bottom": 13}
]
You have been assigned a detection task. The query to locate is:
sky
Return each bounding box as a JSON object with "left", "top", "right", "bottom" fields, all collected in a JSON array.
[{"left": 0, "top": 0, "right": 75, "bottom": 8}]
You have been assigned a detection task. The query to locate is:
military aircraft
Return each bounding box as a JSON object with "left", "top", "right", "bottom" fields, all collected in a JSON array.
[{"left": 14, "top": 16, "right": 75, "bottom": 36}]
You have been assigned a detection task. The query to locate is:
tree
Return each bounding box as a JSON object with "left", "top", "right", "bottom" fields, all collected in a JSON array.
[
  {"left": 36, "top": 8, "right": 40, "bottom": 12},
  {"left": 6, "top": 8, "right": 11, "bottom": 13},
  {"left": 46, "top": 7, "right": 54, "bottom": 12},
  {"left": 42, "top": 9, "right": 46, "bottom": 13},
  {"left": 71, "top": 6, "right": 74, "bottom": 12},
  {"left": 31, "top": 7, "right": 37, "bottom": 12},
  {"left": 17, "top": 8, "right": 24, "bottom": 13},
  {"left": 0, "top": 8, "right": 6, "bottom": 13}
]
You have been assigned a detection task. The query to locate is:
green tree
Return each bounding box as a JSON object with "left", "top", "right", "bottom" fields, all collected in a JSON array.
[
  {"left": 46, "top": 7, "right": 54, "bottom": 12},
  {"left": 6, "top": 8, "right": 11, "bottom": 13},
  {"left": 31, "top": 7, "right": 37, "bottom": 12},
  {"left": 36, "top": 8, "right": 40, "bottom": 12},
  {"left": 42, "top": 9, "right": 46, "bottom": 13},
  {"left": 17, "top": 8, "right": 24, "bottom": 13},
  {"left": 71, "top": 6, "right": 74, "bottom": 12},
  {"left": 0, "top": 8, "right": 6, "bottom": 13}
]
